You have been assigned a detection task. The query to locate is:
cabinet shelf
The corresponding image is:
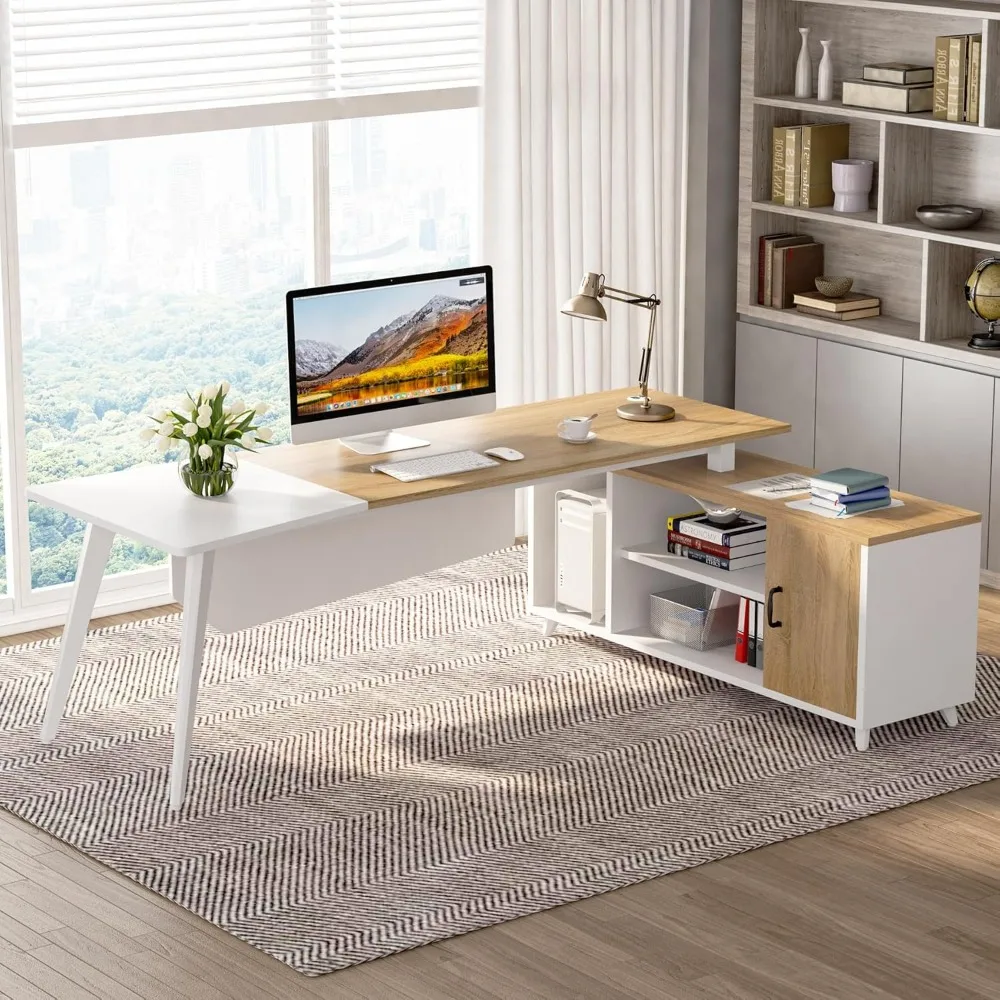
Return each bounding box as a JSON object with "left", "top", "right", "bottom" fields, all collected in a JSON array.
[
  {"left": 782, "top": 0, "right": 1000, "bottom": 19},
  {"left": 752, "top": 201, "right": 1000, "bottom": 254},
  {"left": 621, "top": 541, "right": 767, "bottom": 602},
  {"left": 753, "top": 95, "right": 998, "bottom": 134}
]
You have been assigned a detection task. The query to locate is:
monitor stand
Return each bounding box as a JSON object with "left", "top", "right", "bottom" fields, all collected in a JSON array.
[{"left": 339, "top": 430, "right": 431, "bottom": 456}]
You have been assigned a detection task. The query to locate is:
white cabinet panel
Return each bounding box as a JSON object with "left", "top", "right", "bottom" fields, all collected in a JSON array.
[
  {"left": 815, "top": 340, "right": 902, "bottom": 488},
  {"left": 900, "top": 359, "right": 992, "bottom": 567},
  {"left": 735, "top": 321, "right": 816, "bottom": 466}
]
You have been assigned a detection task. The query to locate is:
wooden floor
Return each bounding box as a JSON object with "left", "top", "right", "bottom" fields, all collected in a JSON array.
[{"left": 1, "top": 595, "right": 1000, "bottom": 999}]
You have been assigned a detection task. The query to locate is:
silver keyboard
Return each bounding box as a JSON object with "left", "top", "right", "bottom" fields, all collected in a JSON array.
[{"left": 370, "top": 449, "right": 499, "bottom": 482}]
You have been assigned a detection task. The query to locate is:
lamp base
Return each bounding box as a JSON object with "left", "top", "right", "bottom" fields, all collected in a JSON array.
[{"left": 617, "top": 399, "right": 675, "bottom": 422}]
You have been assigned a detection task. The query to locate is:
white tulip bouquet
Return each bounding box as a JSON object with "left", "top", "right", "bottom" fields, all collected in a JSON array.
[{"left": 141, "top": 381, "right": 273, "bottom": 497}]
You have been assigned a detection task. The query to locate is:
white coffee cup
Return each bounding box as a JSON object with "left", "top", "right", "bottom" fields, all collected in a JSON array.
[{"left": 558, "top": 415, "right": 593, "bottom": 441}]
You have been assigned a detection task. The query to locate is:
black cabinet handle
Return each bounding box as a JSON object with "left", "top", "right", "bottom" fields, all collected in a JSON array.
[{"left": 766, "top": 586, "right": 783, "bottom": 629}]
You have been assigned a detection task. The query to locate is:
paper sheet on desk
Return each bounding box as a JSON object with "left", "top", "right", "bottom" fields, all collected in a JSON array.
[
  {"left": 728, "top": 473, "right": 811, "bottom": 498},
  {"left": 785, "top": 498, "right": 905, "bottom": 519}
]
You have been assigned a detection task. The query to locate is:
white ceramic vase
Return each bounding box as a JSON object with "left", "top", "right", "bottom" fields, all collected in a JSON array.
[
  {"left": 795, "top": 27, "right": 812, "bottom": 98},
  {"left": 817, "top": 40, "right": 834, "bottom": 101},
  {"left": 832, "top": 158, "right": 874, "bottom": 213}
]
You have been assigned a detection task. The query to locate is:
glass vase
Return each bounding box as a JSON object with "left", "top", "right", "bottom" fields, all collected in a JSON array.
[{"left": 178, "top": 450, "right": 238, "bottom": 498}]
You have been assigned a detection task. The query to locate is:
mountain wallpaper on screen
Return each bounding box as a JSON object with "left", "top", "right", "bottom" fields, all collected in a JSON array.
[{"left": 296, "top": 293, "right": 487, "bottom": 393}]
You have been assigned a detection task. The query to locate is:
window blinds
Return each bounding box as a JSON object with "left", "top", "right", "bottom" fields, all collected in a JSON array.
[{"left": 8, "top": 0, "right": 483, "bottom": 124}]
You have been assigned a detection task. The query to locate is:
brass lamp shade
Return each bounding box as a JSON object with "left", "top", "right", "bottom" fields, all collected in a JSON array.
[{"left": 561, "top": 272, "right": 608, "bottom": 321}]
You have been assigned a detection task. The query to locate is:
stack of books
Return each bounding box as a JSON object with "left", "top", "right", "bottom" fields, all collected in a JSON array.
[
  {"left": 666, "top": 511, "right": 767, "bottom": 571},
  {"left": 757, "top": 233, "right": 824, "bottom": 309},
  {"left": 934, "top": 35, "right": 982, "bottom": 123},
  {"left": 842, "top": 63, "right": 934, "bottom": 114},
  {"left": 793, "top": 289, "right": 881, "bottom": 322},
  {"left": 772, "top": 122, "right": 849, "bottom": 208},
  {"left": 809, "top": 468, "right": 891, "bottom": 516}
]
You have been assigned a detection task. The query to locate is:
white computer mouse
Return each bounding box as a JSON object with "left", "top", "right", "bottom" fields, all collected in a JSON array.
[{"left": 484, "top": 446, "right": 525, "bottom": 462}]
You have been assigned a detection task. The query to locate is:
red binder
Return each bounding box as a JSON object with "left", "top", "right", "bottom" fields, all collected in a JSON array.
[{"left": 735, "top": 597, "right": 749, "bottom": 664}]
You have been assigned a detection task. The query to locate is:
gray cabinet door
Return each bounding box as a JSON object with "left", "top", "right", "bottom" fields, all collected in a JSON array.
[
  {"left": 735, "top": 321, "right": 817, "bottom": 466},
  {"left": 815, "top": 340, "right": 903, "bottom": 488},
  {"left": 900, "top": 359, "right": 993, "bottom": 567},
  {"left": 991, "top": 381, "right": 1000, "bottom": 572}
]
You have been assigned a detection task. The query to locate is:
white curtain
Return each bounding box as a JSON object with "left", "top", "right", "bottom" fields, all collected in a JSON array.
[{"left": 483, "top": 0, "right": 689, "bottom": 407}]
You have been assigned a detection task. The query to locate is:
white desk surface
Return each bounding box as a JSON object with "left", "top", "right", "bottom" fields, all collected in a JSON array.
[{"left": 27, "top": 462, "right": 367, "bottom": 557}]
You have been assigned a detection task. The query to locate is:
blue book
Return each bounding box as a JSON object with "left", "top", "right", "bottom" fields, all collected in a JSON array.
[
  {"left": 811, "top": 484, "right": 890, "bottom": 505},
  {"left": 810, "top": 467, "right": 889, "bottom": 495},
  {"left": 811, "top": 495, "right": 892, "bottom": 516}
]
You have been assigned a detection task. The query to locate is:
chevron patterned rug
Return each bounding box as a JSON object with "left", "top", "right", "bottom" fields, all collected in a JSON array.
[{"left": 1, "top": 546, "right": 999, "bottom": 975}]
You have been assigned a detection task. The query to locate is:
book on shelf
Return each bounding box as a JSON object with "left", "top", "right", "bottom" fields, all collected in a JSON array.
[
  {"left": 863, "top": 63, "right": 933, "bottom": 86},
  {"left": 811, "top": 484, "right": 890, "bottom": 505},
  {"left": 674, "top": 513, "right": 766, "bottom": 547},
  {"left": 947, "top": 35, "right": 969, "bottom": 122},
  {"left": 668, "top": 543, "right": 766, "bottom": 571},
  {"left": 841, "top": 79, "right": 933, "bottom": 114},
  {"left": 667, "top": 529, "right": 766, "bottom": 559},
  {"left": 771, "top": 127, "right": 787, "bottom": 202},
  {"left": 759, "top": 234, "right": 812, "bottom": 306},
  {"left": 747, "top": 600, "right": 758, "bottom": 668},
  {"left": 783, "top": 126, "right": 802, "bottom": 207},
  {"left": 666, "top": 510, "right": 703, "bottom": 532},
  {"left": 810, "top": 495, "right": 892, "bottom": 515},
  {"left": 793, "top": 290, "right": 880, "bottom": 313},
  {"left": 754, "top": 601, "right": 764, "bottom": 670},
  {"left": 810, "top": 468, "right": 889, "bottom": 495},
  {"left": 772, "top": 242, "right": 824, "bottom": 309},
  {"left": 967, "top": 35, "right": 982, "bottom": 125},
  {"left": 933, "top": 37, "right": 950, "bottom": 118},
  {"left": 796, "top": 304, "right": 881, "bottom": 322},
  {"left": 800, "top": 123, "right": 850, "bottom": 209},
  {"left": 735, "top": 598, "right": 749, "bottom": 664}
]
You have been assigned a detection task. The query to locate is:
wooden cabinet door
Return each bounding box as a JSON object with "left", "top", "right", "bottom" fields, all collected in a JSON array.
[
  {"left": 735, "top": 322, "right": 817, "bottom": 466},
  {"left": 762, "top": 519, "right": 860, "bottom": 718}
]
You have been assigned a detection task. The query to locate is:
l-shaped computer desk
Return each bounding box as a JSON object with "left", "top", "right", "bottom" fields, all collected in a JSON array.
[{"left": 29, "top": 389, "right": 981, "bottom": 807}]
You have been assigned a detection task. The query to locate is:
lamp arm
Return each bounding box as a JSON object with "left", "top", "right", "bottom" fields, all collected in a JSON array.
[
  {"left": 601, "top": 284, "right": 658, "bottom": 309},
  {"left": 636, "top": 300, "right": 658, "bottom": 403}
]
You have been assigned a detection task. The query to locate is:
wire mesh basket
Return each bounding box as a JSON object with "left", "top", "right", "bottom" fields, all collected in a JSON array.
[{"left": 649, "top": 583, "right": 740, "bottom": 651}]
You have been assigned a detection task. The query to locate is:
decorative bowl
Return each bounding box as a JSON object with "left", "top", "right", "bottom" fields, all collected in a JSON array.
[
  {"left": 814, "top": 275, "right": 854, "bottom": 298},
  {"left": 915, "top": 204, "right": 984, "bottom": 230},
  {"left": 692, "top": 496, "right": 743, "bottom": 526}
]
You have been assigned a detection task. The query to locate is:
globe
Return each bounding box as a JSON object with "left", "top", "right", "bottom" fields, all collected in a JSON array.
[{"left": 966, "top": 257, "right": 1000, "bottom": 350}]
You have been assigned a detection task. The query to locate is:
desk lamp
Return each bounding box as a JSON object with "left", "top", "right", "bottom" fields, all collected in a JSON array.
[{"left": 560, "top": 272, "right": 674, "bottom": 421}]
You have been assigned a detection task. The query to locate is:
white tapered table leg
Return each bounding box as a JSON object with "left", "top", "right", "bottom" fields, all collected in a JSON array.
[
  {"left": 40, "top": 524, "right": 115, "bottom": 743},
  {"left": 854, "top": 727, "right": 870, "bottom": 751},
  {"left": 941, "top": 706, "right": 959, "bottom": 728},
  {"left": 541, "top": 619, "right": 557, "bottom": 637},
  {"left": 170, "top": 551, "right": 214, "bottom": 810}
]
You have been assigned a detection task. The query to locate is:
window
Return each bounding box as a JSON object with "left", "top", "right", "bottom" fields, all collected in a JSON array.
[{"left": 0, "top": 0, "right": 483, "bottom": 618}]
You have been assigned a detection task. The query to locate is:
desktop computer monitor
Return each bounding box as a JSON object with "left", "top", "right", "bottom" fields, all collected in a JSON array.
[{"left": 286, "top": 266, "right": 496, "bottom": 453}]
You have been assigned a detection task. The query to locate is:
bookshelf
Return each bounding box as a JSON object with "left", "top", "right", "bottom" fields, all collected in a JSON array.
[{"left": 738, "top": 0, "right": 1000, "bottom": 369}]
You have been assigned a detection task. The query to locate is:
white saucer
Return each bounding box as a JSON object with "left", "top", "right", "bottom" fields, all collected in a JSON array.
[{"left": 558, "top": 431, "right": 596, "bottom": 445}]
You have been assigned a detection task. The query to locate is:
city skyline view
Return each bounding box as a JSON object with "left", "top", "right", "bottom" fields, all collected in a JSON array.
[{"left": 10, "top": 108, "right": 480, "bottom": 587}]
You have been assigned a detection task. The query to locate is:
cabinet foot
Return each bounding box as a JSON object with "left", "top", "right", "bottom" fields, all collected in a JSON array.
[
  {"left": 941, "top": 706, "right": 959, "bottom": 728},
  {"left": 854, "top": 728, "right": 870, "bottom": 751},
  {"left": 541, "top": 619, "right": 557, "bottom": 637}
]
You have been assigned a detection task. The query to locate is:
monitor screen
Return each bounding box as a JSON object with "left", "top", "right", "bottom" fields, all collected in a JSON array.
[{"left": 287, "top": 266, "right": 494, "bottom": 425}]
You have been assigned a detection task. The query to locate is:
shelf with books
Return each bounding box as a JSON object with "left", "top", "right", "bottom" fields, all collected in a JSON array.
[
  {"left": 743, "top": 302, "right": 921, "bottom": 342},
  {"left": 754, "top": 95, "right": 995, "bottom": 134},
  {"left": 620, "top": 541, "right": 767, "bottom": 602},
  {"left": 751, "top": 200, "right": 1000, "bottom": 254}
]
